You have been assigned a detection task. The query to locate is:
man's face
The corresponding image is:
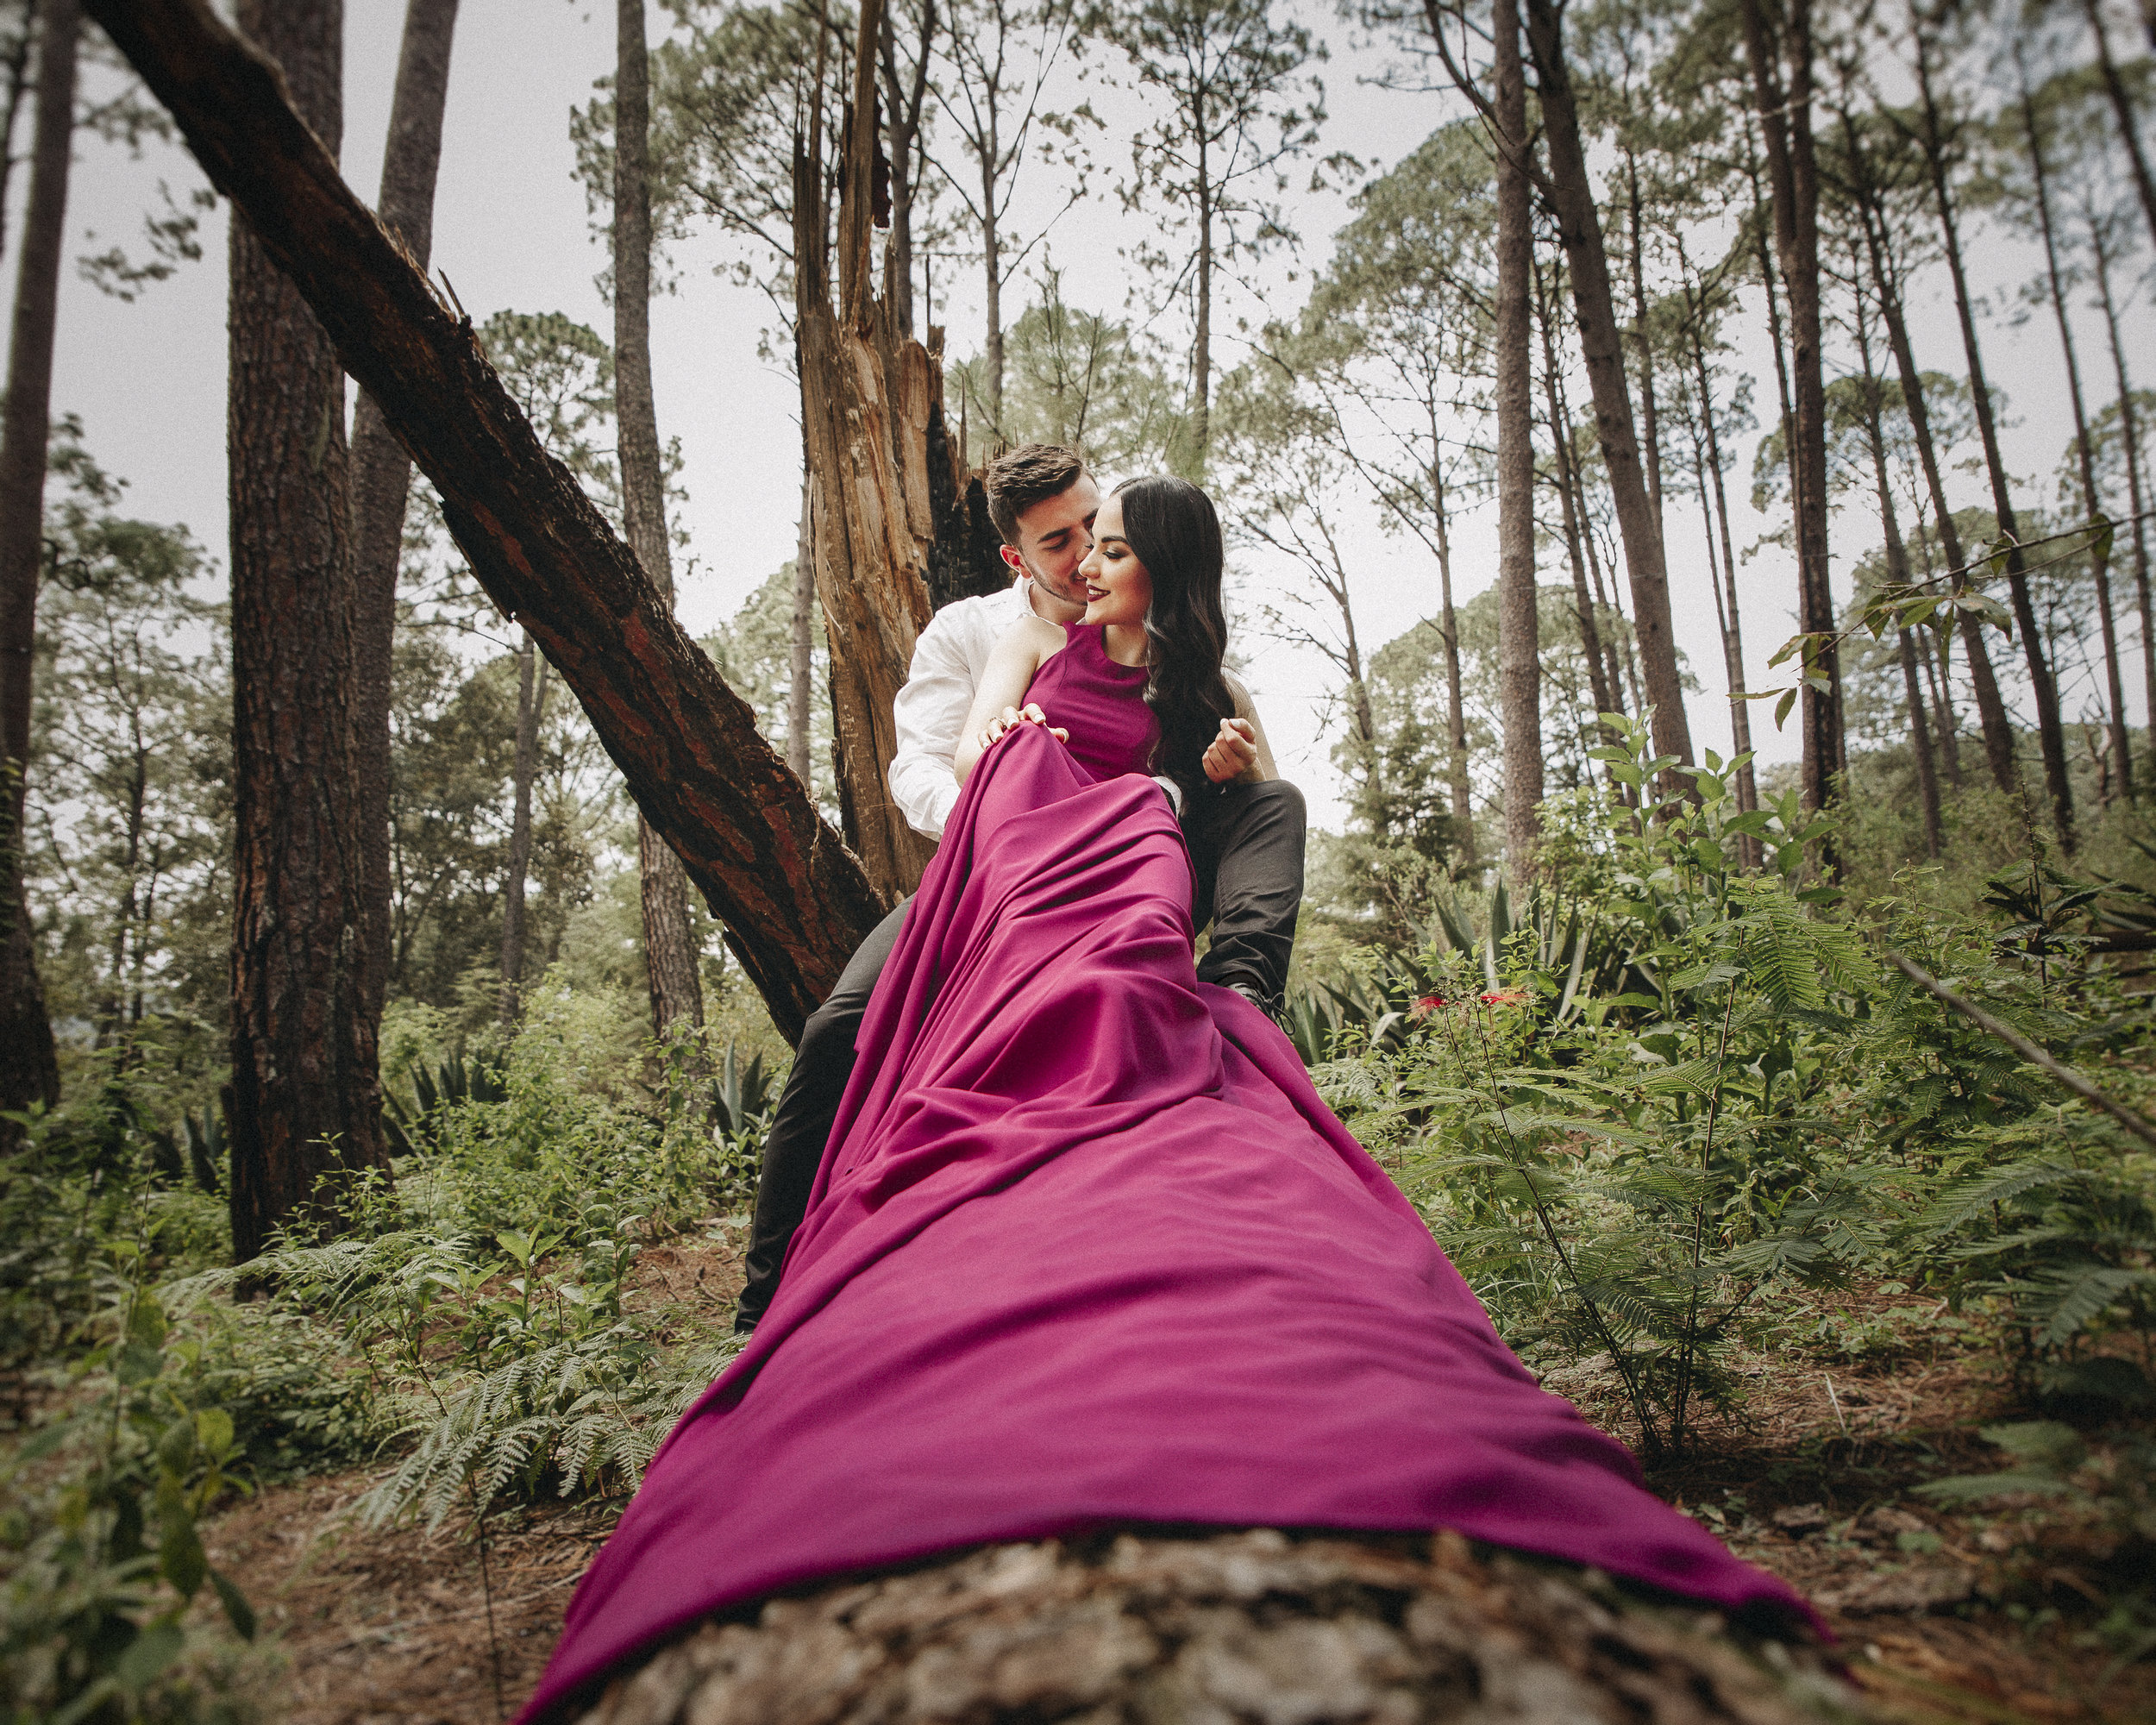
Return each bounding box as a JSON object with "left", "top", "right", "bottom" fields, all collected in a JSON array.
[{"left": 1002, "top": 474, "right": 1100, "bottom": 608}]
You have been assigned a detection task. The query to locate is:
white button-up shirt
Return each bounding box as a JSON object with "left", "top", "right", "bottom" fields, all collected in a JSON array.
[{"left": 887, "top": 579, "right": 1041, "bottom": 840}]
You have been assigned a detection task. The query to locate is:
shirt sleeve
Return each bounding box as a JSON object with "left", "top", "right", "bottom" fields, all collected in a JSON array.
[{"left": 887, "top": 604, "right": 982, "bottom": 840}]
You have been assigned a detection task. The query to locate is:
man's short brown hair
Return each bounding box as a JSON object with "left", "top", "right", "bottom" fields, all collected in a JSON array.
[{"left": 985, "top": 443, "right": 1087, "bottom": 547}]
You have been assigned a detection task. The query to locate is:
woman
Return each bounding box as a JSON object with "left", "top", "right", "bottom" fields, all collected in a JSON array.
[
  {"left": 515, "top": 479, "right": 1811, "bottom": 1722},
  {"left": 954, "top": 476, "right": 1275, "bottom": 800}
]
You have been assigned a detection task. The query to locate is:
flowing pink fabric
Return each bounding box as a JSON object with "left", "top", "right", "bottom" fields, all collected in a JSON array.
[{"left": 518, "top": 727, "right": 1812, "bottom": 1721}]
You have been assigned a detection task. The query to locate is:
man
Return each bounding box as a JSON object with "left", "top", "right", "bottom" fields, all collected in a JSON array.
[{"left": 736, "top": 444, "right": 1306, "bottom": 1331}]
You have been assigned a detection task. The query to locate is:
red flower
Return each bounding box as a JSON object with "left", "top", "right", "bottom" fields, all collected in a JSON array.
[
  {"left": 1413, "top": 994, "right": 1447, "bottom": 1017},
  {"left": 1479, "top": 988, "right": 1529, "bottom": 1008}
]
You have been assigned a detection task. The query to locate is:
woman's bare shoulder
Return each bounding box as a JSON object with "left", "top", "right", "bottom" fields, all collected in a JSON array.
[{"left": 995, "top": 609, "right": 1067, "bottom": 661}]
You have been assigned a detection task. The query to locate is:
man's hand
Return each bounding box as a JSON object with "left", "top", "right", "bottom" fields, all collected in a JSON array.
[
  {"left": 1202, "top": 716, "right": 1259, "bottom": 785},
  {"left": 977, "top": 702, "right": 1069, "bottom": 752}
]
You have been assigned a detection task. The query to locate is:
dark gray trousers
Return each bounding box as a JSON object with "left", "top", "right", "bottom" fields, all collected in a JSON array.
[{"left": 734, "top": 778, "right": 1307, "bottom": 1329}]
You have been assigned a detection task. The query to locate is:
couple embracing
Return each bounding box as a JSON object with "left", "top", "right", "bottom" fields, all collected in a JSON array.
[{"left": 517, "top": 450, "right": 1813, "bottom": 1721}]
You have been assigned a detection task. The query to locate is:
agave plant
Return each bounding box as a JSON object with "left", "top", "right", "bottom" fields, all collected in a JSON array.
[{"left": 383, "top": 1050, "right": 511, "bottom": 1155}]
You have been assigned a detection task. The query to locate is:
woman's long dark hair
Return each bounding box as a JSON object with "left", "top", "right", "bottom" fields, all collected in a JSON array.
[{"left": 1114, "top": 475, "right": 1235, "bottom": 795}]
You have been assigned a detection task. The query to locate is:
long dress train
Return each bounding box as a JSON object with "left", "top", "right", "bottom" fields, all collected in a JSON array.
[{"left": 517, "top": 723, "right": 1811, "bottom": 1721}]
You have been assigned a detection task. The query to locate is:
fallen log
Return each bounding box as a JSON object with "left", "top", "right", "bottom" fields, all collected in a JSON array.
[
  {"left": 82, "top": 0, "right": 886, "bottom": 1042},
  {"left": 564, "top": 1528, "right": 1856, "bottom": 1725}
]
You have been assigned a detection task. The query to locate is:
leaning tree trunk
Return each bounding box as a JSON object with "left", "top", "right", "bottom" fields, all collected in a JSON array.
[
  {"left": 349, "top": 0, "right": 457, "bottom": 1064},
  {"left": 1518, "top": 0, "right": 1693, "bottom": 781},
  {"left": 0, "top": 0, "right": 76, "bottom": 1132},
  {"left": 793, "top": 0, "right": 946, "bottom": 903},
  {"left": 560, "top": 1529, "right": 1844, "bottom": 1725},
  {"left": 85, "top": 0, "right": 887, "bottom": 1045},
  {"left": 226, "top": 0, "right": 391, "bottom": 1261},
  {"left": 1738, "top": 0, "right": 1841, "bottom": 838},
  {"left": 617, "top": 0, "right": 706, "bottom": 1036},
  {"left": 1494, "top": 0, "right": 1540, "bottom": 877}
]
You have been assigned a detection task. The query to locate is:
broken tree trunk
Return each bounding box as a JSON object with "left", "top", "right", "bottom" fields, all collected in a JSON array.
[
  {"left": 85, "top": 0, "right": 884, "bottom": 1044},
  {"left": 792, "top": 0, "right": 962, "bottom": 901},
  {"left": 561, "top": 1528, "right": 1846, "bottom": 1725}
]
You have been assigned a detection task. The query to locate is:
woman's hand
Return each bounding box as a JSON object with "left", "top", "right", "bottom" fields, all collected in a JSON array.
[
  {"left": 977, "top": 703, "right": 1069, "bottom": 753},
  {"left": 1202, "top": 716, "right": 1261, "bottom": 785}
]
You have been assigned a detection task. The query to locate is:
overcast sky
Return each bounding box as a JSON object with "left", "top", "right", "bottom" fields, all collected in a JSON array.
[{"left": 37, "top": 0, "right": 2148, "bottom": 829}]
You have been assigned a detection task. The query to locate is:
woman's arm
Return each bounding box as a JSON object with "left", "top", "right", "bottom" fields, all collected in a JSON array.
[
  {"left": 1201, "top": 676, "right": 1278, "bottom": 785},
  {"left": 953, "top": 615, "right": 1064, "bottom": 784}
]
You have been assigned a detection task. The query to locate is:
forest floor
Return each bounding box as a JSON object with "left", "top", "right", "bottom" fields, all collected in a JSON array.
[{"left": 193, "top": 1255, "right": 2156, "bottom": 1725}]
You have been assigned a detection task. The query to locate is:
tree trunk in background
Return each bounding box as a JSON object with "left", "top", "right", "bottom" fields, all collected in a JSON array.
[
  {"left": 1495, "top": 0, "right": 1539, "bottom": 874},
  {"left": 227, "top": 0, "right": 389, "bottom": 1261},
  {"left": 1432, "top": 449, "right": 1474, "bottom": 865},
  {"left": 1839, "top": 104, "right": 2019, "bottom": 800},
  {"left": 790, "top": 477, "right": 815, "bottom": 781},
  {"left": 498, "top": 630, "right": 545, "bottom": 1025},
  {"left": 793, "top": 0, "right": 949, "bottom": 902},
  {"left": 617, "top": 0, "right": 705, "bottom": 1035},
  {"left": 2090, "top": 215, "right": 2156, "bottom": 786},
  {"left": 89, "top": 0, "right": 886, "bottom": 1044},
  {"left": 2082, "top": 0, "right": 2156, "bottom": 253},
  {"left": 1624, "top": 153, "right": 1664, "bottom": 539},
  {"left": 1914, "top": 24, "right": 2074, "bottom": 850},
  {"left": 2022, "top": 59, "right": 2132, "bottom": 802},
  {"left": 349, "top": 0, "right": 457, "bottom": 1059},
  {"left": 1689, "top": 317, "right": 1758, "bottom": 818},
  {"left": 1520, "top": 0, "right": 1692, "bottom": 780},
  {"left": 0, "top": 23, "right": 35, "bottom": 261},
  {"left": 1738, "top": 0, "right": 1841, "bottom": 842},
  {"left": 1850, "top": 281, "right": 1942, "bottom": 858},
  {"left": 0, "top": 0, "right": 76, "bottom": 1130},
  {"left": 1538, "top": 262, "right": 1614, "bottom": 730},
  {"left": 879, "top": 0, "right": 933, "bottom": 338}
]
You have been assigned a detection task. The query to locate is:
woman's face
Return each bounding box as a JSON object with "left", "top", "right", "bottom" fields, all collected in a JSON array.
[{"left": 1079, "top": 494, "right": 1152, "bottom": 629}]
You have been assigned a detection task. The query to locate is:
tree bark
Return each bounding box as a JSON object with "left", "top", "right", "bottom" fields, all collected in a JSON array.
[
  {"left": 1495, "top": 0, "right": 1539, "bottom": 875},
  {"left": 225, "top": 0, "right": 391, "bottom": 1262},
  {"left": 498, "top": 630, "right": 545, "bottom": 1026},
  {"left": 0, "top": 0, "right": 76, "bottom": 1127},
  {"left": 1736, "top": 0, "right": 1841, "bottom": 837},
  {"left": 85, "top": 0, "right": 887, "bottom": 1045},
  {"left": 791, "top": 476, "right": 815, "bottom": 781},
  {"left": 2021, "top": 57, "right": 2131, "bottom": 802},
  {"left": 1912, "top": 21, "right": 2074, "bottom": 850},
  {"left": 793, "top": 0, "right": 943, "bottom": 902},
  {"left": 1837, "top": 103, "right": 2020, "bottom": 800},
  {"left": 561, "top": 1529, "right": 1839, "bottom": 1725},
  {"left": 2089, "top": 207, "right": 2156, "bottom": 787},
  {"left": 617, "top": 0, "right": 705, "bottom": 1036},
  {"left": 349, "top": 0, "right": 456, "bottom": 1063},
  {"left": 1518, "top": 0, "right": 1692, "bottom": 780}
]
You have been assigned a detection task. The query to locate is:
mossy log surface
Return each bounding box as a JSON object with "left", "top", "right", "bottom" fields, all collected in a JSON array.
[{"left": 567, "top": 1527, "right": 1857, "bottom": 1725}]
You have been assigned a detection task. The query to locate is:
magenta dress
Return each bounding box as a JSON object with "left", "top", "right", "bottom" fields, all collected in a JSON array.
[{"left": 516, "top": 643, "right": 1812, "bottom": 1722}]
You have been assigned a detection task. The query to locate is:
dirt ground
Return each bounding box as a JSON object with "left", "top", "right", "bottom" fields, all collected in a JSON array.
[{"left": 195, "top": 1270, "right": 2156, "bottom": 1725}]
